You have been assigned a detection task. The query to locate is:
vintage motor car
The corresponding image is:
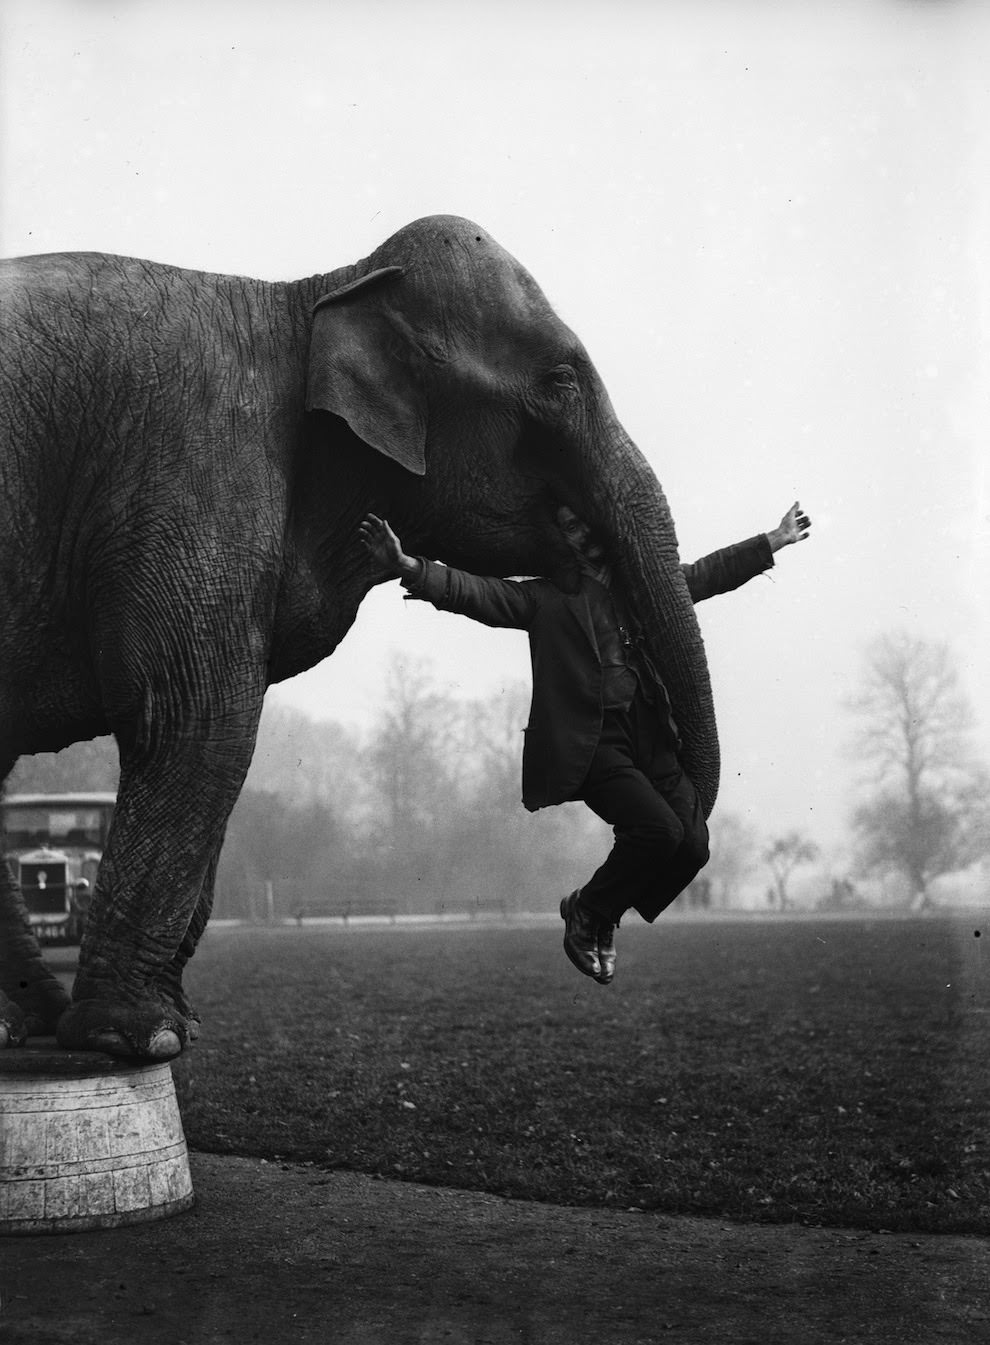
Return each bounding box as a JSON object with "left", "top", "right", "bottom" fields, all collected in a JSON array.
[
  {"left": 2, "top": 792, "right": 114, "bottom": 944},
  {"left": 12, "top": 845, "right": 92, "bottom": 942}
]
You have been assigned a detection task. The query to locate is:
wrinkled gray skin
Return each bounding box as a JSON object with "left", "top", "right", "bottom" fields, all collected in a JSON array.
[{"left": 0, "top": 216, "right": 718, "bottom": 1060}]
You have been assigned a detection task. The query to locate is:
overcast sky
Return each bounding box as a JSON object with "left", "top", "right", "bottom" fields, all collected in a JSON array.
[{"left": 2, "top": 0, "right": 987, "bottom": 864}]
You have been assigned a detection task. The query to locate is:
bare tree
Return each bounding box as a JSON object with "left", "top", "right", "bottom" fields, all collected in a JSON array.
[
  {"left": 763, "top": 832, "right": 819, "bottom": 910},
  {"left": 365, "top": 655, "right": 466, "bottom": 909},
  {"left": 246, "top": 703, "right": 363, "bottom": 818},
  {"left": 846, "top": 630, "right": 990, "bottom": 909},
  {"left": 705, "top": 811, "right": 759, "bottom": 908}
]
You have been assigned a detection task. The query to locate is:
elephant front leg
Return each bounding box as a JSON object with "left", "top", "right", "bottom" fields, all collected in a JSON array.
[
  {"left": 0, "top": 859, "right": 72, "bottom": 1047},
  {"left": 56, "top": 709, "right": 261, "bottom": 1061}
]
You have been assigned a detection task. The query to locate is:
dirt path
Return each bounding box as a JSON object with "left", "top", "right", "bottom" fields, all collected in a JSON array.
[{"left": 1, "top": 1151, "right": 987, "bottom": 1344}]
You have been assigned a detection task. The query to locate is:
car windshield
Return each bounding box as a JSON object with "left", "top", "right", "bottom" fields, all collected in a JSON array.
[{"left": 3, "top": 806, "right": 105, "bottom": 849}]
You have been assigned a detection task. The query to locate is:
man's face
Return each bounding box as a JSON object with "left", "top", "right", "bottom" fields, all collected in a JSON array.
[{"left": 556, "top": 506, "right": 605, "bottom": 563}]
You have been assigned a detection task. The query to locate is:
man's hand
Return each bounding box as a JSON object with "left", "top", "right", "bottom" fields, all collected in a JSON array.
[
  {"left": 767, "top": 501, "right": 811, "bottom": 553},
  {"left": 359, "top": 513, "right": 422, "bottom": 582}
]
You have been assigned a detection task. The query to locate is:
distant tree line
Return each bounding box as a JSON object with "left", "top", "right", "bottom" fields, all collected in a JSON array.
[
  {"left": 8, "top": 631, "right": 989, "bottom": 915},
  {"left": 8, "top": 662, "right": 612, "bottom": 919}
]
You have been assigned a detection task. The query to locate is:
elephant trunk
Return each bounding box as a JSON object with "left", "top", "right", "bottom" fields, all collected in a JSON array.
[{"left": 582, "top": 434, "right": 720, "bottom": 818}]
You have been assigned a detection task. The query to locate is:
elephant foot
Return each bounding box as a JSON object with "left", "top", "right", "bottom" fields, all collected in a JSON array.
[
  {"left": 0, "top": 975, "right": 72, "bottom": 1047},
  {"left": 56, "top": 996, "right": 191, "bottom": 1062},
  {"left": 0, "top": 990, "right": 28, "bottom": 1049},
  {"left": 156, "top": 974, "right": 201, "bottom": 1043}
]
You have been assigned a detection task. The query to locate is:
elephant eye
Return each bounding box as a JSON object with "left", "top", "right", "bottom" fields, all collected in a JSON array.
[{"left": 544, "top": 364, "right": 579, "bottom": 394}]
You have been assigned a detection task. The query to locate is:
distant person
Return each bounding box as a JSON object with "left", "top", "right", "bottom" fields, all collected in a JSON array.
[{"left": 360, "top": 501, "right": 811, "bottom": 985}]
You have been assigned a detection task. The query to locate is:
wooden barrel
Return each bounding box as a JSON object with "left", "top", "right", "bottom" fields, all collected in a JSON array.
[{"left": 0, "top": 1039, "right": 194, "bottom": 1234}]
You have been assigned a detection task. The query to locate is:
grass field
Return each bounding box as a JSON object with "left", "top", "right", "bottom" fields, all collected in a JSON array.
[{"left": 172, "top": 913, "right": 990, "bottom": 1234}]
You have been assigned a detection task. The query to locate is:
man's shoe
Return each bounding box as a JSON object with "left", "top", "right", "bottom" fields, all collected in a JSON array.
[
  {"left": 596, "top": 922, "right": 616, "bottom": 985},
  {"left": 560, "top": 890, "right": 601, "bottom": 980}
]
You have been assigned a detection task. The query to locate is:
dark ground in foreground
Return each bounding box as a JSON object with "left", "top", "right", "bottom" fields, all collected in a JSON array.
[
  {"left": 5, "top": 917, "right": 990, "bottom": 1341},
  {"left": 2, "top": 1151, "right": 988, "bottom": 1345},
  {"left": 171, "top": 914, "right": 990, "bottom": 1233}
]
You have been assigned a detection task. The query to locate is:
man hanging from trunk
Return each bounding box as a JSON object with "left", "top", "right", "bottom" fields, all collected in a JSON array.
[{"left": 359, "top": 501, "right": 811, "bottom": 985}]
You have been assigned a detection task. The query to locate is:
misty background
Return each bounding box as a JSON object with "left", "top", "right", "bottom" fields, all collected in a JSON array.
[{"left": 2, "top": 0, "right": 987, "bottom": 911}]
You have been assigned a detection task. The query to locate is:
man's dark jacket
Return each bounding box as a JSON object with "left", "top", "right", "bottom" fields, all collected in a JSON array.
[{"left": 404, "top": 535, "right": 773, "bottom": 811}]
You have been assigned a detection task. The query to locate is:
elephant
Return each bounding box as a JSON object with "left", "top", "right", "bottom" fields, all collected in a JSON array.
[{"left": 0, "top": 214, "right": 718, "bottom": 1060}]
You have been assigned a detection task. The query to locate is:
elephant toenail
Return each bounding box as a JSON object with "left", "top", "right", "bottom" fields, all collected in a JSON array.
[{"left": 148, "top": 1029, "right": 182, "bottom": 1060}]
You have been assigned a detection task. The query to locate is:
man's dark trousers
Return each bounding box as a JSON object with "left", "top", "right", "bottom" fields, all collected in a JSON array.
[{"left": 577, "top": 692, "right": 709, "bottom": 925}]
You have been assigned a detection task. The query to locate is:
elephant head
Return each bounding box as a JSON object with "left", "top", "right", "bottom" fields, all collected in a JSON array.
[{"left": 305, "top": 216, "right": 719, "bottom": 816}]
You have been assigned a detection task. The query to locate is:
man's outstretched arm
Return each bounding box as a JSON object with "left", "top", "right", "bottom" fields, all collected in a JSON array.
[
  {"left": 358, "top": 514, "right": 536, "bottom": 629},
  {"left": 682, "top": 501, "right": 811, "bottom": 604}
]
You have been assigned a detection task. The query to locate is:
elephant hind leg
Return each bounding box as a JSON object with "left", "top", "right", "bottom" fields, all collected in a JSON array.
[{"left": 0, "top": 839, "right": 72, "bottom": 1048}]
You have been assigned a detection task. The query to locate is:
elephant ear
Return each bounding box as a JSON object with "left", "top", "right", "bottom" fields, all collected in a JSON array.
[{"left": 306, "top": 266, "right": 427, "bottom": 476}]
